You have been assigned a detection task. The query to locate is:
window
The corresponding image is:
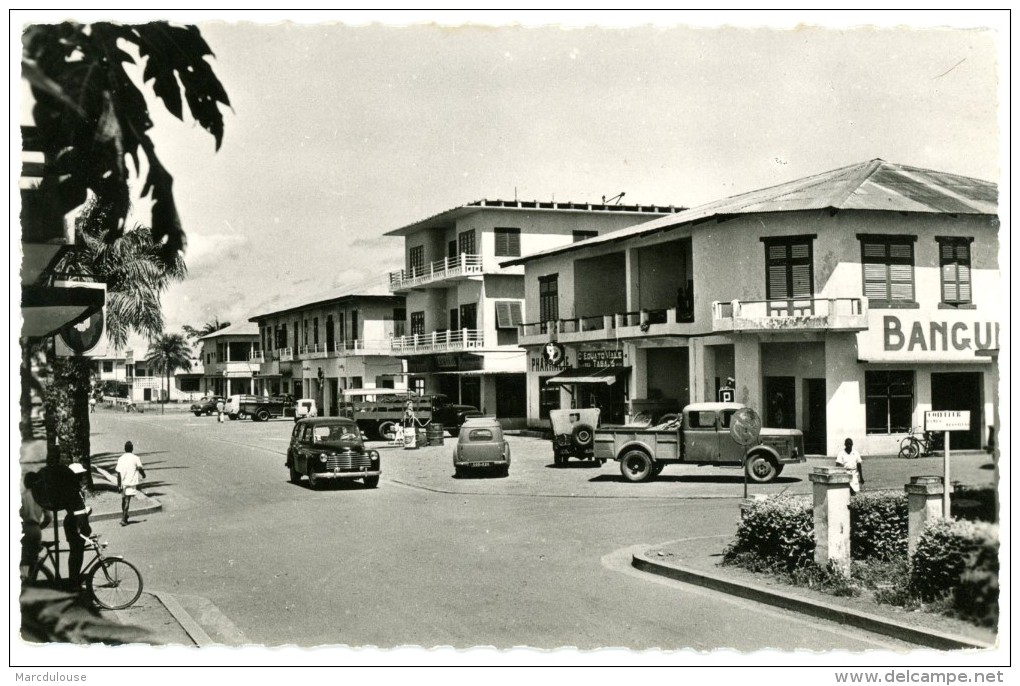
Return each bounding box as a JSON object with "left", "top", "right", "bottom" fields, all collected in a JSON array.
[
  {"left": 409, "top": 245, "right": 425, "bottom": 276},
  {"left": 313, "top": 317, "right": 319, "bottom": 345},
  {"left": 102, "top": 360, "right": 113, "bottom": 373},
  {"left": 763, "top": 237, "right": 814, "bottom": 301},
  {"left": 350, "top": 310, "right": 359, "bottom": 340},
  {"left": 495, "top": 301, "right": 524, "bottom": 329},
  {"left": 538, "top": 274, "right": 559, "bottom": 326},
  {"left": 468, "top": 429, "right": 494, "bottom": 441},
  {"left": 938, "top": 238, "right": 973, "bottom": 306},
  {"left": 860, "top": 236, "right": 916, "bottom": 306},
  {"left": 459, "top": 303, "right": 477, "bottom": 330},
  {"left": 573, "top": 230, "right": 598, "bottom": 242},
  {"left": 494, "top": 228, "right": 521, "bottom": 257},
  {"left": 458, "top": 230, "right": 476, "bottom": 255},
  {"left": 410, "top": 312, "right": 425, "bottom": 335},
  {"left": 538, "top": 376, "right": 559, "bottom": 419},
  {"left": 687, "top": 411, "right": 717, "bottom": 429},
  {"left": 865, "top": 371, "right": 914, "bottom": 434},
  {"left": 449, "top": 308, "right": 459, "bottom": 331}
]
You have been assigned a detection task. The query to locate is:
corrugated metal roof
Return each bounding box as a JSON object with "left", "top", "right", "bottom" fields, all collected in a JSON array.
[
  {"left": 248, "top": 281, "right": 400, "bottom": 322},
  {"left": 199, "top": 321, "right": 259, "bottom": 339},
  {"left": 502, "top": 160, "right": 997, "bottom": 266}
]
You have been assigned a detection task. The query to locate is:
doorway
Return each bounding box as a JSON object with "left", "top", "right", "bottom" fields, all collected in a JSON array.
[
  {"left": 764, "top": 376, "right": 796, "bottom": 429},
  {"left": 931, "top": 372, "right": 982, "bottom": 449},
  {"left": 804, "top": 378, "right": 827, "bottom": 454}
]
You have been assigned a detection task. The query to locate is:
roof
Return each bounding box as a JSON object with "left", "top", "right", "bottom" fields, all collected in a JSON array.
[
  {"left": 384, "top": 198, "right": 682, "bottom": 237},
  {"left": 249, "top": 282, "right": 400, "bottom": 322},
  {"left": 198, "top": 321, "right": 259, "bottom": 340},
  {"left": 501, "top": 160, "right": 998, "bottom": 266}
]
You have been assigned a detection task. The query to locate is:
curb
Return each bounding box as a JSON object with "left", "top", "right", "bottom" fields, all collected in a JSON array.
[
  {"left": 90, "top": 465, "right": 163, "bottom": 522},
  {"left": 631, "top": 552, "right": 993, "bottom": 651},
  {"left": 149, "top": 591, "right": 214, "bottom": 646}
]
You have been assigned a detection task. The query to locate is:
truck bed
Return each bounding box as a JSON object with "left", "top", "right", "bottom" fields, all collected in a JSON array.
[{"left": 593, "top": 426, "right": 682, "bottom": 462}]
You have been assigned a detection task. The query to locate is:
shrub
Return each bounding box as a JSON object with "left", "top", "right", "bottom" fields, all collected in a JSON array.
[
  {"left": 910, "top": 519, "right": 999, "bottom": 605},
  {"left": 951, "top": 485, "right": 998, "bottom": 523},
  {"left": 724, "top": 497, "right": 814, "bottom": 571},
  {"left": 848, "top": 490, "right": 908, "bottom": 561},
  {"left": 952, "top": 540, "right": 999, "bottom": 628}
]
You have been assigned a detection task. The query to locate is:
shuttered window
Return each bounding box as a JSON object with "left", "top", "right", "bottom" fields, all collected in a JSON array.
[
  {"left": 410, "top": 312, "right": 425, "bottom": 336},
  {"left": 458, "top": 230, "right": 476, "bottom": 255},
  {"left": 938, "top": 238, "right": 973, "bottom": 305},
  {"left": 495, "top": 301, "right": 524, "bottom": 329},
  {"left": 539, "top": 275, "right": 559, "bottom": 324},
  {"left": 494, "top": 228, "right": 521, "bottom": 257},
  {"left": 409, "top": 245, "right": 424, "bottom": 276},
  {"left": 860, "top": 237, "right": 915, "bottom": 305},
  {"left": 764, "top": 238, "right": 814, "bottom": 300}
]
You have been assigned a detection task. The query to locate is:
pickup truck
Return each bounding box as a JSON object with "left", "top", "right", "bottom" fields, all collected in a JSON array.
[
  {"left": 239, "top": 394, "right": 296, "bottom": 422},
  {"left": 593, "top": 402, "right": 805, "bottom": 484},
  {"left": 339, "top": 391, "right": 482, "bottom": 440}
]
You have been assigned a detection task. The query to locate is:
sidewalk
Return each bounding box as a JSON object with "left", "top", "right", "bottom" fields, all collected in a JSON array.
[{"left": 633, "top": 535, "right": 997, "bottom": 651}]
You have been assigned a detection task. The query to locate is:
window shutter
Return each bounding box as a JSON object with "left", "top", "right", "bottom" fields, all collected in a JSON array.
[
  {"left": 791, "top": 264, "right": 811, "bottom": 297},
  {"left": 768, "top": 265, "right": 789, "bottom": 298},
  {"left": 495, "top": 301, "right": 511, "bottom": 328},
  {"left": 508, "top": 302, "right": 523, "bottom": 326}
]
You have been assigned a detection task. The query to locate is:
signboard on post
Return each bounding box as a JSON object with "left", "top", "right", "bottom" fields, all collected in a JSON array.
[{"left": 924, "top": 410, "right": 972, "bottom": 517}]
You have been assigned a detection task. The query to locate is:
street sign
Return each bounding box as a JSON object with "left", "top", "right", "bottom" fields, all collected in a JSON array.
[
  {"left": 924, "top": 411, "right": 971, "bottom": 432},
  {"left": 730, "top": 407, "right": 762, "bottom": 447}
]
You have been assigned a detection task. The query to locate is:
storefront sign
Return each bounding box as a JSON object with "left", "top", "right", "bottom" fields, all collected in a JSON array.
[
  {"left": 924, "top": 411, "right": 971, "bottom": 432},
  {"left": 530, "top": 349, "right": 569, "bottom": 372},
  {"left": 858, "top": 312, "right": 999, "bottom": 362},
  {"left": 577, "top": 349, "right": 623, "bottom": 368}
]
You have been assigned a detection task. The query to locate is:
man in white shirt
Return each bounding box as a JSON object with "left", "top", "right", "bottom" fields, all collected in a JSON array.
[
  {"left": 835, "top": 437, "right": 864, "bottom": 495},
  {"left": 115, "top": 440, "right": 146, "bottom": 526}
]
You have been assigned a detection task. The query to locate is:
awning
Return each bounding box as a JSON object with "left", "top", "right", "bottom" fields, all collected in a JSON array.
[
  {"left": 20, "top": 284, "right": 105, "bottom": 339},
  {"left": 546, "top": 366, "right": 630, "bottom": 386}
]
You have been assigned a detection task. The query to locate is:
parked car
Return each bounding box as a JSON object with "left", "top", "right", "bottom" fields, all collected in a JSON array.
[
  {"left": 190, "top": 396, "right": 224, "bottom": 417},
  {"left": 549, "top": 408, "right": 605, "bottom": 467},
  {"left": 285, "top": 417, "right": 381, "bottom": 489},
  {"left": 452, "top": 417, "right": 510, "bottom": 477},
  {"left": 294, "top": 398, "right": 318, "bottom": 422}
]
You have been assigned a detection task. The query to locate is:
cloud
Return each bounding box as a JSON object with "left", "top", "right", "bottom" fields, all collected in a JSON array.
[{"left": 184, "top": 232, "right": 250, "bottom": 274}]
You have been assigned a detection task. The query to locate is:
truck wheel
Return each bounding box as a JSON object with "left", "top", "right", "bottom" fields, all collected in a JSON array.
[
  {"left": 378, "top": 421, "right": 398, "bottom": 441},
  {"left": 571, "top": 424, "right": 595, "bottom": 448},
  {"left": 256, "top": 408, "right": 271, "bottom": 422},
  {"left": 745, "top": 453, "right": 780, "bottom": 483},
  {"left": 620, "top": 450, "right": 654, "bottom": 483}
]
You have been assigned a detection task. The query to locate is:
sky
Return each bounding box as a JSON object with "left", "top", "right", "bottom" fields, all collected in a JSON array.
[{"left": 13, "top": 10, "right": 1007, "bottom": 355}]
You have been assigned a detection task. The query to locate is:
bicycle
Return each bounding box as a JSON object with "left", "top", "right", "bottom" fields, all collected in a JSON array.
[
  {"left": 898, "top": 427, "right": 941, "bottom": 459},
  {"left": 28, "top": 534, "right": 143, "bottom": 610}
]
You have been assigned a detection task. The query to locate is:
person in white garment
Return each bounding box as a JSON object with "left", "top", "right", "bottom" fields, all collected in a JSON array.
[
  {"left": 116, "top": 441, "right": 147, "bottom": 525},
  {"left": 835, "top": 437, "right": 864, "bottom": 495}
]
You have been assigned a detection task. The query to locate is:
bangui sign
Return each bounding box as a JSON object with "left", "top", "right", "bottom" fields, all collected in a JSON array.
[{"left": 859, "top": 313, "right": 999, "bottom": 362}]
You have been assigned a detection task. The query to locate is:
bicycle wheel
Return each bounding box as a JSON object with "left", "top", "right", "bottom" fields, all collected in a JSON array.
[
  {"left": 86, "top": 559, "right": 143, "bottom": 610},
  {"left": 898, "top": 438, "right": 920, "bottom": 459}
]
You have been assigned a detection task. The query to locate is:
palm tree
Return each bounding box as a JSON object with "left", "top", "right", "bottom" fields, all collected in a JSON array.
[
  {"left": 147, "top": 333, "right": 193, "bottom": 413},
  {"left": 184, "top": 318, "right": 231, "bottom": 341}
]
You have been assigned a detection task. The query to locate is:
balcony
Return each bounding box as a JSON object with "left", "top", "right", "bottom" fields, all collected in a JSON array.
[
  {"left": 298, "top": 343, "right": 329, "bottom": 360},
  {"left": 711, "top": 298, "right": 869, "bottom": 333},
  {"left": 520, "top": 307, "right": 697, "bottom": 346},
  {"left": 390, "top": 329, "right": 484, "bottom": 355},
  {"left": 389, "top": 254, "right": 484, "bottom": 292},
  {"left": 249, "top": 351, "right": 265, "bottom": 363},
  {"left": 280, "top": 347, "right": 295, "bottom": 362},
  {"left": 214, "top": 360, "right": 261, "bottom": 377},
  {"left": 332, "top": 339, "right": 394, "bottom": 356}
]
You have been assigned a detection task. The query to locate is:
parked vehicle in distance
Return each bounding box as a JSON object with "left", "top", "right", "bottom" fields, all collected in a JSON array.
[
  {"left": 225, "top": 395, "right": 249, "bottom": 420},
  {"left": 339, "top": 390, "right": 482, "bottom": 440},
  {"left": 593, "top": 402, "right": 805, "bottom": 484},
  {"left": 190, "top": 396, "right": 224, "bottom": 417},
  {"left": 452, "top": 417, "right": 510, "bottom": 477},
  {"left": 549, "top": 408, "right": 605, "bottom": 467},
  {"left": 294, "top": 398, "right": 318, "bottom": 422},
  {"left": 286, "top": 417, "right": 380, "bottom": 489},
  {"left": 239, "top": 394, "right": 296, "bottom": 422}
]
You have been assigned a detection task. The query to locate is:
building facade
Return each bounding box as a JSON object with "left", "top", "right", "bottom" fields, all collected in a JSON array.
[
  {"left": 197, "top": 323, "right": 261, "bottom": 398},
  {"left": 250, "top": 291, "right": 408, "bottom": 415},
  {"left": 91, "top": 347, "right": 205, "bottom": 403},
  {"left": 508, "top": 161, "right": 999, "bottom": 455},
  {"left": 385, "top": 199, "right": 680, "bottom": 427}
]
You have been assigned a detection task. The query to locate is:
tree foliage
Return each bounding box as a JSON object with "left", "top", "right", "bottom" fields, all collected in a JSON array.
[
  {"left": 22, "top": 21, "right": 230, "bottom": 262},
  {"left": 147, "top": 332, "right": 193, "bottom": 402},
  {"left": 183, "top": 317, "right": 231, "bottom": 340}
]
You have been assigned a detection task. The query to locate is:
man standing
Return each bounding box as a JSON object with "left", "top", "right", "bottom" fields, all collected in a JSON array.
[
  {"left": 115, "top": 441, "right": 146, "bottom": 526},
  {"left": 216, "top": 397, "right": 225, "bottom": 424},
  {"left": 836, "top": 437, "right": 864, "bottom": 496}
]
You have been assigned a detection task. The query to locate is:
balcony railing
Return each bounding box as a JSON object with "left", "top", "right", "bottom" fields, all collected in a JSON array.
[
  {"left": 299, "top": 343, "right": 329, "bottom": 359},
  {"left": 712, "top": 297, "right": 869, "bottom": 332},
  {"left": 388, "top": 253, "right": 484, "bottom": 291},
  {"left": 331, "top": 339, "right": 394, "bottom": 356},
  {"left": 249, "top": 351, "right": 265, "bottom": 363},
  {"left": 280, "top": 347, "right": 294, "bottom": 362},
  {"left": 390, "top": 328, "right": 484, "bottom": 354}
]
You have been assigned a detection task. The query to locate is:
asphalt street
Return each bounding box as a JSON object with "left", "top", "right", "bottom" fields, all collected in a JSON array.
[{"left": 83, "top": 408, "right": 995, "bottom": 651}]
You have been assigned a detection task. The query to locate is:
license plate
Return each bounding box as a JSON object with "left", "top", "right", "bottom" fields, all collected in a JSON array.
[{"left": 473, "top": 462, "right": 494, "bottom": 467}]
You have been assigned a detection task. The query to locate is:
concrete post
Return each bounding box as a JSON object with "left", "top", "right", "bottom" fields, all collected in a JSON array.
[
  {"left": 809, "top": 467, "right": 852, "bottom": 575},
  {"left": 905, "top": 476, "right": 946, "bottom": 557}
]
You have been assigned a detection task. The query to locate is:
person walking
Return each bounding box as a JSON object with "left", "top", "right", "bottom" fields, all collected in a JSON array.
[
  {"left": 216, "top": 397, "right": 225, "bottom": 424},
  {"left": 89, "top": 395, "right": 97, "bottom": 413},
  {"left": 835, "top": 437, "right": 864, "bottom": 496},
  {"left": 115, "top": 441, "right": 146, "bottom": 526}
]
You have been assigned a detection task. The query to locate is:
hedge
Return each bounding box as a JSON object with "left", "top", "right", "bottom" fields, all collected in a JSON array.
[
  {"left": 848, "top": 490, "right": 908, "bottom": 561},
  {"left": 910, "top": 519, "right": 999, "bottom": 623},
  {"left": 724, "top": 497, "right": 814, "bottom": 571}
]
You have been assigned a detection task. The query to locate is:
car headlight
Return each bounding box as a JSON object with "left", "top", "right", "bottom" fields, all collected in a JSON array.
[
  {"left": 368, "top": 450, "right": 380, "bottom": 462},
  {"left": 319, "top": 454, "right": 328, "bottom": 463}
]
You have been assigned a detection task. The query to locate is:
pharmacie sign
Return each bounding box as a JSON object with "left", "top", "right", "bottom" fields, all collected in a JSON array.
[{"left": 858, "top": 313, "right": 999, "bottom": 362}]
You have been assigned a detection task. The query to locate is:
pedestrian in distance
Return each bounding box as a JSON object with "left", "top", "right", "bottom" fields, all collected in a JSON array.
[
  {"left": 835, "top": 437, "right": 864, "bottom": 496},
  {"left": 216, "top": 397, "right": 225, "bottom": 424},
  {"left": 116, "top": 441, "right": 146, "bottom": 526},
  {"left": 89, "top": 395, "right": 97, "bottom": 413}
]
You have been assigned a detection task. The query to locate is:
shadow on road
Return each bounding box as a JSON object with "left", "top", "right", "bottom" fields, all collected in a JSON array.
[{"left": 544, "top": 462, "right": 603, "bottom": 470}]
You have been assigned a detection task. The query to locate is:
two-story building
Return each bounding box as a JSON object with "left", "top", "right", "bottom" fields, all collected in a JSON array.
[
  {"left": 198, "top": 322, "right": 261, "bottom": 398},
  {"left": 508, "top": 160, "right": 999, "bottom": 455},
  {"left": 385, "top": 199, "right": 681, "bottom": 427},
  {"left": 249, "top": 289, "right": 408, "bottom": 415}
]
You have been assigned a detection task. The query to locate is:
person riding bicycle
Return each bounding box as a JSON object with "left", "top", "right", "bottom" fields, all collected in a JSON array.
[{"left": 29, "top": 462, "right": 93, "bottom": 589}]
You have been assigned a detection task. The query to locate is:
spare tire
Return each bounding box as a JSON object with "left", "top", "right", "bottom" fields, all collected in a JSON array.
[{"left": 571, "top": 423, "right": 595, "bottom": 448}]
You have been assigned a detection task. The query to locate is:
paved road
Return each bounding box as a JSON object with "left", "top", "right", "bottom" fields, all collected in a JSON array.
[{"left": 85, "top": 409, "right": 993, "bottom": 650}]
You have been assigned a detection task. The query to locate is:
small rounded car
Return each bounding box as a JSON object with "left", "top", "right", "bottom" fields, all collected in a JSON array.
[
  {"left": 286, "top": 417, "right": 381, "bottom": 489},
  {"left": 452, "top": 417, "right": 510, "bottom": 477},
  {"left": 190, "top": 396, "right": 224, "bottom": 417}
]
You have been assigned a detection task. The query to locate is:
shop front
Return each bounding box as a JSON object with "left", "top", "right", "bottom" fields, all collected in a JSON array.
[{"left": 544, "top": 345, "right": 630, "bottom": 425}]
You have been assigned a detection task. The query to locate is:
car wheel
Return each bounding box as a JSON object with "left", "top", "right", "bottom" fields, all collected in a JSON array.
[
  {"left": 239, "top": 412, "right": 248, "bottom": 420},
  {"left": 745, "top": 453, "right": 780, "bottom": 483},
  {"left": 289, "top": 463, "right": 300, "bottom": 484},
  {"left": 571, "top": 423, "right": 595, "bottom": 448},
  {"left": 364, "top": 475, "right": 379, "bottom": 488},
  {"left": 500, "top": 465, "right": 510, "bottom": 478},
  {"left": 378, "top": 421, "right": 398, "bottom": 441},
  {"left": 193, "top": 411, "right": 202, "bottom": 417},
  {"left": 256, "top": 408, "right": 271, "bottom": 422},
  {"left": 620, "top": 450, "right": 654, "bottom": 483},
  {"left": 307, "top": 469, "right": 319, "bottom": 490},
  {"left": 454, "top": 465, "right": 463, "bottom": 478}
]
